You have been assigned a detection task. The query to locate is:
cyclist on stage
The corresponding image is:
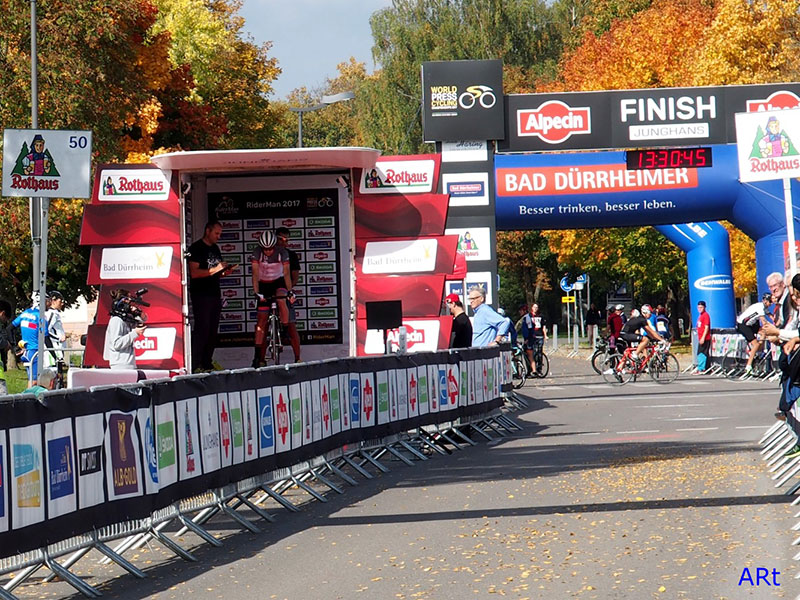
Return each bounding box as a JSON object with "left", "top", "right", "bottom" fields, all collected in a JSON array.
[
  {"left": 736, "top": 292, "right": 774, "bottom": 374},
  {"left": 251, "top": 230, "right": 291, "bottom": 367},
  {"left": 619, "top": 304, "right": 664, "bottom": 361},
  {"left": 521, "top": 303, "right": 548, "bottom": 375}
]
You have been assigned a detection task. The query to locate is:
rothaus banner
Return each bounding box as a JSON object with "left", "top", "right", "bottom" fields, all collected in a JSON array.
[
  {"left": 421, "top": 59, "right": 505, "bottom": 143},
  {"left": 499, "top": 82, "right": 800, "bottom": 152},
  {"left": 0, "top": 347, "right": 510, "bottom": 559}
]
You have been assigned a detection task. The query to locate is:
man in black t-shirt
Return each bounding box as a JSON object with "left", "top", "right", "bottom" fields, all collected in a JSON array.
[
  {"left": 188, "top": 221, "right": 234, "bottom": 372},
  {"left": 521, "top": 303, "right": 548, "bottom": 375},
  {"left": 276, "top": 227, "right": 302, "bottom": 362},
  {"left": 446, "top": 293, "right": 472, "bottom": 348},
  {"left": 620, "top": 304, "right": 663, "bottom": 360}
]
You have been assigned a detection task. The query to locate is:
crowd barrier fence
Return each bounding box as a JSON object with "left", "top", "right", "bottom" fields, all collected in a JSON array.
[{"left": 0, "top": 346, "right": 517, "bottom": 598}]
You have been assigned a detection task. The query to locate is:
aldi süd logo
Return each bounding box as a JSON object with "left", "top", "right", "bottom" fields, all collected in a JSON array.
[{"left": 517, "top": 100, "right": 591, "bottom": 144}]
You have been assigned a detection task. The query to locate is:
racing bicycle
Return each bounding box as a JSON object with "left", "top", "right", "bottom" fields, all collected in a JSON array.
[
  {"left": 590, "top": 335, "right": 628, "bottom": 374},
  {"left": 255, "top": 298, "right": 283, "bottom": 367},
  {"left": 511, "top": 343, "right": 531, "bottom": 389},
  {"left": 602, "top": 340, "right": 679, "bottom": 385}
]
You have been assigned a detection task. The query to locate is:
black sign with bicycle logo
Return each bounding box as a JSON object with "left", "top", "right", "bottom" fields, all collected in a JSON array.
[{"left": 421, "top": 59, "right": 504, "bottom": 143}]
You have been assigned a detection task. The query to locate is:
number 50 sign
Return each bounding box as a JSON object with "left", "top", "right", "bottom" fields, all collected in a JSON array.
[{"left": 2, "top": 128, "right": 93, "bottom": 199}]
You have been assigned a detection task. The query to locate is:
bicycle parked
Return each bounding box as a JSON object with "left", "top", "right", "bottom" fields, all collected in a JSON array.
[
  {"left": 511, "top": 343, "right": 531, "bottom": 389},
  {"left": 602, "top": 340, "right": 679, "bottom": 385},
  {"left": 530, "top": 340, "right": 550, "bottom": 378},
  {"left": 721, "top": 340, "right": 774, "bottom": 379}
]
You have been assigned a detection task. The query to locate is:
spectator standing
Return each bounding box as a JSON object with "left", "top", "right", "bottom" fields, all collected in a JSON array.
[
  {"left": 276, "top": 227, "right": 302, "bottom": 362},
  {"left": 655, "top": 304, "right": 672, "bottom": 341},
  {"left": 0, "top": 299, "right": 11, "bottom": 395},
  {"left": 188, "top": 220, "right": 233, "bottom": 372},
  {"left": 767, "top": 271, "right": 792, "bottom": 327},
  {"left": 12, "top": 293, "right": 41, "bottom": 388},
  {"left": 696, "top": 300, "right": 711, "bottom": 372},
  {"left": 762, "top": 273, "right": 800, "bottom": 343},
  {"left": 44, "top": 290, "right": 66, "bottom": 365},
  {"left": 521, "top": 303, "right": 548, "bottom": 375},
  {"left": 446, "top": 293, "right": 472, "bottom": 348},
  {"left": 607, "top": 304, "right": 624, "bottom": 349},
  {"left": 468, "top": 287, "right": 510, "bottom": 347},
  {"left": 103, "top": 289, "right": 147, "bottom": 370},
  {"left": 585, "top": 303, "right": 602, "bottom": 343}
]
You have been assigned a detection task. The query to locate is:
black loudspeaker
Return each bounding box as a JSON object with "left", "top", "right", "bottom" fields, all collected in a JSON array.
[{"left": 365, "top": 300, "right": 403, "bottom": 330}]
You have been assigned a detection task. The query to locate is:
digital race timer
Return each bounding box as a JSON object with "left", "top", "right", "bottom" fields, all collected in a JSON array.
[{"left": 625, "top": 147, "right": 713, "bottom": 170}]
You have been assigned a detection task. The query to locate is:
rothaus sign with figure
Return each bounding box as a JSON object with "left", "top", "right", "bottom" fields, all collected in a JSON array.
[{"left": 499, "top": 83, "right": 800, "bottom": 153}]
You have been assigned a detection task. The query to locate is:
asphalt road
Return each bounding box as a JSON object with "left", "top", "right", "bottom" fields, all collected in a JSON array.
[{"left": 16, "top": 354, "right": 798, "bottom": 599}]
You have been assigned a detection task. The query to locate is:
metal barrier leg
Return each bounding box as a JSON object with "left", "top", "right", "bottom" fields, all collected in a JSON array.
[
  {"left": 178, "top": 515, "right": 223, "bottom": 547},
  {"left": 218, "top": 502, "right": 261, "bottom": 533},
  {"left": 234, "top": 495, "right": 277, "bottom": 522},
  {"left": 433, "top": 430, "right": 465, "bottom": 450},
  {"left": 759, "top": 420, "right": 785, "bottom": 445},
  {"left": 397, "top": 439, "right": 428, "bottom": 461},
  {"left": 340, "top": 454, "right": 375, "bottom": 478},
  {"left": 775, "top": 461, "right": 800, "bottom": 487},
  {"left": 786, "top": 480, "right": 800, "bottom": 498},
  {"left": 0, "top": 586, "right": 19, "bottom": 600},
  {"left": 44, "top": 556, "right": 101, "bottom": 598},
  {"left": 291, "top": 474, "right": 328, "bottom": 503},
  {"left": 384, "top": 444, "right": 415, "bottom": 466},
  {"left": 257, "top": 485, "right": 301, "bottom": 512},
  {"left": 95, "top": 542, "right": 147, "bottom": 579},
  {"left": 3, "top": 563, "right": 42, "bottom": 593},
  {"left": 322, "top": 458, "right": 360, "bottom": 485},
  {"left": 496, "top": 414, "right": 523, "bottom": 431},
  {"left": 762, "top": 427, "right": 791, "bottom": 453},
  {"left": 417, "top": 430, "right": 451, "bottom": 454},
  {"left": 355, "top": 449, "right": 389, "bottom": 473},
  {"left": 174, "top": 506, "right": 219, "bottom": 538},
  {"left": 310, "top": 469, "right": 345, "bottom": 494},
  {"left": 149, "top": 527, "right": 197, "bottom": 562},
  {"left": 450, "top": 426, "right": 479, "bottom": 446},
  {"left": 466, "top": 422, "right": 494, "bottom": 441},
  {"left": 43, "top": 546, "right": 92, "bottom": 583}
]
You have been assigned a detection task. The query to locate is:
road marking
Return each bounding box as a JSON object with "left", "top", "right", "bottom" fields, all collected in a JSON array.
[
  {"left": 638, "top": 403, "right": 706, "bottom": 408},
  {"left": 736, "top": 425, "right": 772, "bottom": 430},
  {"left": 538, "top": 386, "right": 564, "bottom": 391},
  {"left": 664, "top": 416, "right": 729, "bottom": 421},
  {"left": 678, "top": 380, "right": 710, "bottom": 385},
  {"left": 616, "top": 430, "right": 660, "bottom": 434},
  {"left": 676, "top": 427, "right": 719, "bottom": 431},
  {"left": 582, "top": 384, "right": 614, "bottom": 389},
  {"left": 549, "top": 391, "right": 764, "bottom": 402}
]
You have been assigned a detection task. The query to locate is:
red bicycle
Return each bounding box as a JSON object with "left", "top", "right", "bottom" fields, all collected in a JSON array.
[{"left": 602, "top": 340, "right": 679, "bottom": 385}]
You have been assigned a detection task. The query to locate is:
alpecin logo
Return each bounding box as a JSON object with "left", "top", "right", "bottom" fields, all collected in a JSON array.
[
  {"left": 134, "top": 336, "right": 157, "bottom": 357},
  {"left": 517, "top": 100, "right": 591, "bottom": 144},
  {"left": 387, "top": 325, "right": 425, "bottom": 349},
  {"left": 746, "top": 91, "right": 800, "bottom": 113}
]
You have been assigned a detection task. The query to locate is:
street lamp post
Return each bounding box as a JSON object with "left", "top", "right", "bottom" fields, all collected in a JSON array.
[{"left": 289, "top": 91, "right": 355, "bottom": 148}]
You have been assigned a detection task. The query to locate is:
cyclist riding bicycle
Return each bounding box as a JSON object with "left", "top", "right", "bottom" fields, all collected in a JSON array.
[
  {"left": 251, "top": 230, "right": 291, "bottom": 367},
  {"left": 619, "top": 304, "right": 664, "bottom": 362},
  {"left": 736, "top": 292, "right": 774, "bottom": 374}
]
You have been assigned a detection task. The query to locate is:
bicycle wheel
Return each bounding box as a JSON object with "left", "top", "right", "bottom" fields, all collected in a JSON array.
[
  {"left": 590, "top": 351, "right": 604, "bottom": 374},
  {"left": 512, "top": 354, "right": 528, "bottom": 389},
  {"left": 267, "top": 316, "right": 281, "bottom": 366},
  {"left": 601, "top": 355, "right": 626, "bottom": 384},
  {"left": 722, "top": 351, "right": 742, "bottom": 379},
  {"left": 650, "top": 353, "right": 680, "bottom": 383},
  {"left": 535, "top": 353, "right": 550, "bottom": 378}
]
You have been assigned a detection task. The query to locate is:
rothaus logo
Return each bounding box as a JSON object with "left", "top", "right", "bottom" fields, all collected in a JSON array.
[{"left": 517, "top": 100, "right": 591, "bottom": 143}]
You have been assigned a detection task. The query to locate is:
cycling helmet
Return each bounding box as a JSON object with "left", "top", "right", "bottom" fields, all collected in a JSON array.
[
  {"left": 30, "top": 291, "right": 40, "bottom": 306},
  {"left": 47, "top": 290, "right": 64, "bottom": 301},
  {"left": 258, "top": 230, "right": 277, "bottom": 249},
  {"left": 762, "top": 292, "right": 773, "bottom": 303},
  {"left": 615, "top": 304, "right": 624, "bottom": 311},
  {"left": 640, "top": 304, "right": 652, "bottom": 316}
]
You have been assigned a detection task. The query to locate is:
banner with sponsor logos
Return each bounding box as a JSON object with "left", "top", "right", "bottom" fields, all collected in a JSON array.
[
  {"left": 421, "top": 59, "right": 505, "bottom": 143},
  {"left": 0, "top": 347, "right": 509, "bottom": 559},
  {"left": 498, "top": 82, "right": 800, "bottom": 152},
  {"left": 81, "top": 165, "right": 185, "bottom": 370},
  {"left": 207, "top": 189, "right": 343, "bottom": 346},
  {"left": 357, "top": 155, "right": 440, "bottom": 195}
]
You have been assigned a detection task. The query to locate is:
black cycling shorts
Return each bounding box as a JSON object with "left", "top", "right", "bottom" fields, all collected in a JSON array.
[
  {"left": 257, "top": 279, "right": 288, "bottom": 310},
  {"left": 736, "top": 321, "right": 759, "bottom": 343},
  {"left": 621, "top": 332, "right": 644, "bottom": 344}
]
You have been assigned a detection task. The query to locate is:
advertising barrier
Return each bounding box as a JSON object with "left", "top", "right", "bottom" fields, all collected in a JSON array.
[{"left": 0, "top": 346, "right": 510, "bottom": 561}]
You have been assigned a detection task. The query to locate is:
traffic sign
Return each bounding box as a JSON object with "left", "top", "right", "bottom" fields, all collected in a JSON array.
[
  {"left": 561, "top": 295, "right": 575, "bottom": 303},
  {"left": 575, "top": 273, "right": 587, "bottom": 283},
  {"left": 559, "top": 276, "right": 573, "bottom": 292}
]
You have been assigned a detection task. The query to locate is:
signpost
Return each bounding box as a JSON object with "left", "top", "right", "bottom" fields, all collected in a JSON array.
[
  {"left": 3, "top": 128, "right": 92, "bottom": 378},
  {"left": 734, "top": 107, "right": 800, "bottom": 275}
]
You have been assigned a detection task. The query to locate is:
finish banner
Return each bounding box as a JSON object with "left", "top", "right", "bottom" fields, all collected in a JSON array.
[{"left": 0, "top": 347, "right": 510, "bottom": 559}]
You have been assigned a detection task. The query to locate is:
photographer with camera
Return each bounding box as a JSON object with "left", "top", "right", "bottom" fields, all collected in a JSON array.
[{"left": 103, "top": 288, "right": 148, "bottom": 370}]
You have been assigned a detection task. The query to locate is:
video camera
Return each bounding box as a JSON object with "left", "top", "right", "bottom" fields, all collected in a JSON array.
[{"left": 109, "top": 288, "right": 150, "bottom": 326}]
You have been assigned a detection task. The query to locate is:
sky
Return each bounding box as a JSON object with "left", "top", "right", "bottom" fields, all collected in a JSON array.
[{"left": 238, "top": 0, "right": 393, "bottom": 100}]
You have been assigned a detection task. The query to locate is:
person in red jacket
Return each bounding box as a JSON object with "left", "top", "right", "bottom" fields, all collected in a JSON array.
[
  {"left": 696, "top": 300, "right": 711, "bottom": 372},
  {"left": 606, "top": 304, "right": 624, "bottom": 349}
]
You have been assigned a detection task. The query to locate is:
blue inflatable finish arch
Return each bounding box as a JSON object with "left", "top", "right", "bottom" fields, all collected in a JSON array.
[{"left": 495, "top": 144, "right": 800, "bottom": 327}]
